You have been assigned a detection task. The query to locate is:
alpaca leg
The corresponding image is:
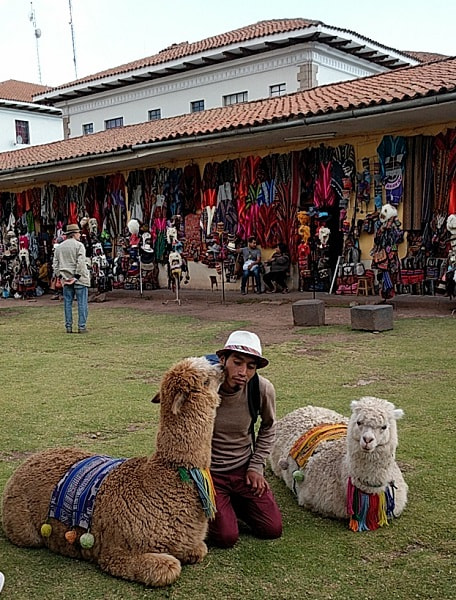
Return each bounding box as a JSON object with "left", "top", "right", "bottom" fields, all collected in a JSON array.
[
  {"left": 2, "top": 493, "right": 43, "bottom": 548},
  {"left": 99, "top": 551, "right": 182, "bottom": 587},
  {"left": 176, "top": 540, "right": 207, "bottom": 565},
  {"left": 2, "top": 477, "right": 45, "bottom": 548},
  {"left": 391, "top": 469, "right": 408, "bottom": 517}
]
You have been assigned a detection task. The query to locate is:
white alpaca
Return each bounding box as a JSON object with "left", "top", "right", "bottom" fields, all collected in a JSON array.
[{"left": 270, "top": 397, "right": 408, "bottom": 531}]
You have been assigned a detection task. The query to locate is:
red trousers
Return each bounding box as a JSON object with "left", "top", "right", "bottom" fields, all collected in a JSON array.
[{"left": 209, "top": 464, "right": 282, "bottom": 548}]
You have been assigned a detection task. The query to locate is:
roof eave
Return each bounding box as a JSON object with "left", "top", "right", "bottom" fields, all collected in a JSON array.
[
  {"left": 34, "top": 24, "right": 418, "bottom": 104},
  {"left": 1, "top": 90, "right": 454, "bottom": 186}
]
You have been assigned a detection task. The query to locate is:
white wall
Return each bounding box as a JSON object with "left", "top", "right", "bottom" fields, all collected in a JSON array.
[
  {"left": 0, "top": 107, "right": 63, "bottom": 152},
  {"left": 61, "top": 44, "right": 385, "bottom": 138}
]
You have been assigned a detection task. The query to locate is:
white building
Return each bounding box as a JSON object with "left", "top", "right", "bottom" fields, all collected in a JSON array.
[
  {"left": 0, "top": 80, "right": 63, "bottom": 152},
  {"left": 34, "top": 19, "right": 420, "bottom": 139}
]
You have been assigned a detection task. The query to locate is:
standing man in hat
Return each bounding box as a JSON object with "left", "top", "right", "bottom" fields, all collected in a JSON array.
[
  {"left": 209, "top": 330, "right": 282, "bottom": 548},
  {"left": 52, "top": 223, "right": 91, "bottom": 334}
]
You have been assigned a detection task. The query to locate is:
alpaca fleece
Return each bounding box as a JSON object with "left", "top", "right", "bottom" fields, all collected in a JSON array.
[
  {"left": 2, "top": 356, "right": 223, "bottom": 587},
  {"left": 269, "top": 397, "right": 408, "bottom": 523}
]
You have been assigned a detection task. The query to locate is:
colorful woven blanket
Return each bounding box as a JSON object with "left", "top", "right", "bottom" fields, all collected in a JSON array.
[
  {"left": 48, "top": 455, "right": 126, "bottom": 530},
  {"left": 289, "top": 423, "right": 348, "bottom": 468}
]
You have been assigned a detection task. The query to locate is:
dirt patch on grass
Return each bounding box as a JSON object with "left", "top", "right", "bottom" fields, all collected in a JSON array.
[{"left": 7, "top": 288, "right": 455, "bottom": 347}]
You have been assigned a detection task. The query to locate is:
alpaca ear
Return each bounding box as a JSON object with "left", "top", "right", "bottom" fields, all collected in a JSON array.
[
  {"left": 151, "top": 392, "right": 160, "bottom": 403},
  {"left": 393, "top": 408, "right": 404, "bottom": 420},
  {"left": 350, "top": 400, "right": 360, "bottom": 412},
  {"left": 171, "top": 393, "right": 186, "bottom": 415}
]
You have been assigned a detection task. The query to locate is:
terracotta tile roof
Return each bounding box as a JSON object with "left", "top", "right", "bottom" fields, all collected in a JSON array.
[
  {"left": 402, "top": 51, "right": 450, "bottom": 63},
  {"left": 0, "top": 79, "right": 51, "bottom": 103},
  {"left": 2, "top": 56, "right": 456, "bottom": 173},
  {"left": 42, "top": 18, "right": 414, "bottom": 94}
]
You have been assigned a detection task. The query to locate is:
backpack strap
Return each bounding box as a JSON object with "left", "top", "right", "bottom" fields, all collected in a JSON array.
[{"left": 247, "top": 373, "right": 261, "bottom": 448}]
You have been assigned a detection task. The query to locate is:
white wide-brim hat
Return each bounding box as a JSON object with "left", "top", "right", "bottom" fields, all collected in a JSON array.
[{"left": 216, "top": 330, "right": 269, "bottom": 368}]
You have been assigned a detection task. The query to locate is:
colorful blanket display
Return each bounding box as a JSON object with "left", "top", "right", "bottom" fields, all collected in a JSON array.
[{"left": 1, "top": 129, "right": 456, "bottom": 297}]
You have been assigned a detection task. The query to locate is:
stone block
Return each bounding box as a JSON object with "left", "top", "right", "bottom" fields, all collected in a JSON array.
[
  {"left": 292, "top": 299, "right": 325, "bottom": 327},
  {"left": 350, "top": 304, "right": 393, "bottom": 331}
]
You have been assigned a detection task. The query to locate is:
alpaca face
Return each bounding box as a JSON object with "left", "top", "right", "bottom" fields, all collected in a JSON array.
[
  {"left": 351, "top": 412, "right": 391, "bottom": 452},
  {"left": 349, "top": 397, "right": 401, "bottom": 453}
]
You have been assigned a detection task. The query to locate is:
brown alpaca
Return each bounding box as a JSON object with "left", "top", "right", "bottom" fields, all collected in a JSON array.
[{"left": 2, "top": 357, "right": 223, "bottom": 587}]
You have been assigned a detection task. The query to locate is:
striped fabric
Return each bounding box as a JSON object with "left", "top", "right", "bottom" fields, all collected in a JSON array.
[
  {"left": 48, "top": 455, "right": 126, "bottom": 530},
  {"left": 289, "top": 423, "right": 348, "bottom": 468}
]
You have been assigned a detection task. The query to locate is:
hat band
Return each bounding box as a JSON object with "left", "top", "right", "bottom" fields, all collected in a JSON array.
[{"left": 224, "top": 344, "right": 261, "bottom": 357}]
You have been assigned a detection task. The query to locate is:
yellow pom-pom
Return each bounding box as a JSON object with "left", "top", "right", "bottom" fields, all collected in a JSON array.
[
  {"left": 41, "top": 523, "right": 52, "bottom": 537},
  {"left": 80, "top": 532, "right": 94, "bottom": 549}
]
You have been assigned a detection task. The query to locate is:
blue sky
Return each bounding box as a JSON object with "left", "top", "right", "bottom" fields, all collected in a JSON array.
[{"left": 0, "top": 0, "right": 454, "bottom": 87}]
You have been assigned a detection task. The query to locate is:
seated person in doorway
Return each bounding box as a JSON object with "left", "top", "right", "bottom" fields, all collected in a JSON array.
[
  {"left": 240, "top": 236, "right": 262, "bottom": 294},
  {"left": 263, "top": 242, "right": 290, "bottom": 293}
]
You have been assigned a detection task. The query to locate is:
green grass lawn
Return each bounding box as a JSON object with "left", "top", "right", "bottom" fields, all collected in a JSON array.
[{"left": 0, "top": 305, "right": 455, "bottom": 599}]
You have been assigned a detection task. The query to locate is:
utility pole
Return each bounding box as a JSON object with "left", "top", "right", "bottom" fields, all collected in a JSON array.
[
  {"left": 68, "top": 0, "right": 78, "bottom": 79},
  {"left": 29, "top": 2, "right": 42, "bottom": 84}
]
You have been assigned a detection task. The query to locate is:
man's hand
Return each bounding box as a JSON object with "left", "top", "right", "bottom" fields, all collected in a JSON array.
[{"left": 246, "top": 469, "right": 269, "bottom": 497}]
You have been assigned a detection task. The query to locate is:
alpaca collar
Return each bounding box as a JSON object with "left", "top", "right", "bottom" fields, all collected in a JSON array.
[
  {"left": 347, "top": 477, "right": 396, "bottom": 532},
  {"left": 178, "top": 467, "right": 216, "bottom": 519}
]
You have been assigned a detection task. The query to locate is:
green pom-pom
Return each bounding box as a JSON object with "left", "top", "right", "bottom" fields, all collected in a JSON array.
[
  {"left": 80, "top": 532, "right": 94, "bottom": 549},
  {"left": 41, "top": 523, "right": 52, "bottom": 537},
  {"left": 292, "top": 469, "right": 304, "bottom": 482}
]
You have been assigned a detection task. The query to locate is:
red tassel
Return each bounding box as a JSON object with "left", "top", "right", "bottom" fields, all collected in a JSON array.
[{"left": 366, "top": 493, "right": 380, "bottom": 531}]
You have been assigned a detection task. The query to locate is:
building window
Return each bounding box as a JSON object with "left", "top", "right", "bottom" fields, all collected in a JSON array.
[
  {"left": 270, "top": 83, "right": 286, "bottom": 97},
  {"left": 148, "top": 109, "right": 161, "bottom": 121},
  {"left": 105, "top": 117, "right": 123, "bottom": 130},
  {"left": 190, "top": 100, "right": 205, "bottom": 113},
  {"left": 15, "top": 120, "right": 30, "bottom": 144},
  {"left": 223, "top": 91, "right": 248, "bottom": 106},
  {"left": 82, "top": 123, "right": 94, "bottom": 135}
]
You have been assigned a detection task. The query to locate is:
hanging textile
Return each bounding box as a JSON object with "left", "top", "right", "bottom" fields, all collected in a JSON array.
[
  {"left": 332, "top": 144, "right": 356, "bottom": 209},
  {"left": 165, "top": 168, "right": 184, "bottom": 218},
  {"left": 377, "top": 136, "right": 407, "bottom": 206},
  {"left": 256, "top": 154, "right": 278, "bottom": 247},
  {"left": 313, "top": 145, "right": 336, "bottom": 209},
  {"left": 143, "top": 168, "right": 157, "bottom": 227},
  {"left": 237, "top": 155, "right": 262, "bottom": 241},
  {"left": 215, "top": 159, "right": 237, "bottom": 235},
  {"left": 274, "top": 152, "right": 298, "bottom": 261},
  {"left": 403, "top": 136, "right": 434, "bottom": 230},
  {"left": 183, "top": 163, "right": 202, "bottom": 215},
  {"left": 433, "top": 128, "right": 456, "bottom": 216},
  {"left": 126, "top": 170, "right": 145, "bottom": 223},
  {"left": 201, "top": 162, "right": 219, "bottom": 238}
]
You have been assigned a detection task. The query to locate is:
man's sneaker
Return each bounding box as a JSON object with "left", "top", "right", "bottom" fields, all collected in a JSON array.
[
  {"left": 78, "top": 328, "right": 88, "bottom": 334},
  {"left": 66, "top": 328, "right": 72, "bottom": 334}
]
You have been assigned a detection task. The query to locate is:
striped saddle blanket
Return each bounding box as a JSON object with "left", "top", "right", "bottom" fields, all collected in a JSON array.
[{"left": 48, "top": 455, "right": 126, "bottom": 530}]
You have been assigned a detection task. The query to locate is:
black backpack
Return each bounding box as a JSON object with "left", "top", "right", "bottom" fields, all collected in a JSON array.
[{"left": 206, "top": 354, "right": 261, "bottom": 447}]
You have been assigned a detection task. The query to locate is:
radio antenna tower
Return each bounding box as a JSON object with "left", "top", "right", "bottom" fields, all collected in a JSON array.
[
  {"left": 68, "top": 0, "right": 78, "bottom": 79},
  {"left": 29, "top": 2, "right": 42, "bottom": 84}
]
